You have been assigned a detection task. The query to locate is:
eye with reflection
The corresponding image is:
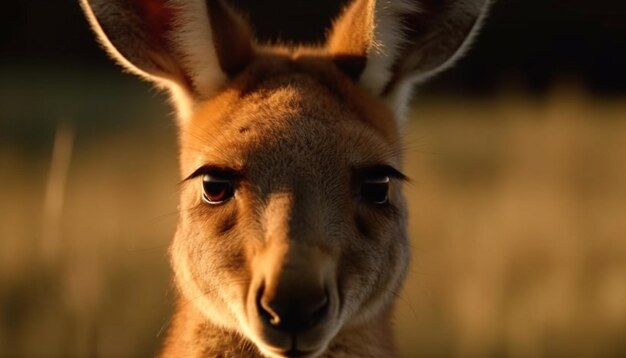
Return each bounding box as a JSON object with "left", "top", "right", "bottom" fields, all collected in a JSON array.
[
  {"left": 202, "top": 174, "right": 235, "bottom": 205},
  {"left": 354, "top": 164, "right": 407, "bottom": 206},
  {"left": 360, "top": 176, "right": 390, "bottom": 205}
]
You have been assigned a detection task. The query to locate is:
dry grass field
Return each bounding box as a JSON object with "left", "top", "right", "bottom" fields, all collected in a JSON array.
[{"left": 1, "top": 72, "right": 625, "bottom": 357}]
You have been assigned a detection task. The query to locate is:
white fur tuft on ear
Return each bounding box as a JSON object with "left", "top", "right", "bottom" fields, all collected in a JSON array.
[
  {"left": 80, "top": 0, "right": 254, "bottom": 122},
  {"left": 327, "top": 0, "right": 492, "bottom": 124},
  {"left": 359, "top": 0, "right": 419, "bottom": 96},
  {"left": 383, "top": 0, "right": 493, "bottom": 121},
  {"left": 169, "top": 0, "right": 228, "bottom": 98}
]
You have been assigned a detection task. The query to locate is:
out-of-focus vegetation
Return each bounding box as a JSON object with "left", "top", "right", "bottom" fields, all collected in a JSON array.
[
  {"left": 398, "top": 88, "right": 626, "bottom": 357},
  {"left": 1, "top": 72, "right": 625, "bottom": 357}
]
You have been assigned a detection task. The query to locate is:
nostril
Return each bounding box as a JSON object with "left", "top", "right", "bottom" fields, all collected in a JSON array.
[
  {"left": 256, "top": 287, "right": 330, "bottom": 333},
  {"left": 256, "top": 286, "right": 281, "bottom": 326}
]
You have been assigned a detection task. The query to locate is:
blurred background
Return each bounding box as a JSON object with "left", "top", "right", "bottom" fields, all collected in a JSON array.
[{"left": 1, "top": 0, "right": 625, "bottom": 357}]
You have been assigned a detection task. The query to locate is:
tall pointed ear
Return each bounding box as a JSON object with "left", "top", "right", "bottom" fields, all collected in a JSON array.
[
  {"left": 80, "top": 0, "right": 255, "bottom": 120},
  {"left": 327, "top": 0, "right": 492, "bottom": 121},
  {"left": 326, "top": 0, "right": 374, "bottom": 81}
]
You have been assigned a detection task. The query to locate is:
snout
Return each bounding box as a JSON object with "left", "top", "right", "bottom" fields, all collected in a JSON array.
[
  {"left": 246, "top": 244, "right": 339, "bottom": 357},
  {"left": 257, "top": 283, "right": 329, "bottom": 334}
]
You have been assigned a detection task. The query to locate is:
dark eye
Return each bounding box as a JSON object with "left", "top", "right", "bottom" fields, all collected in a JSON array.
[
  {"left": 202, "top": 174, "right": 235, "bottom": 205},
  {"left": 360, "top": 176, "right": 390, "bottom": 205}
]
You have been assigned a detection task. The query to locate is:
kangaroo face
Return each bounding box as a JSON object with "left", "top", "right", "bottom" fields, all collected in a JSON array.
[
  {"left": 172, "top": 62, "right": 409, "bottom": 356},
  {"left": 81, "top": 0, "right": 491, "bottom": 356}
]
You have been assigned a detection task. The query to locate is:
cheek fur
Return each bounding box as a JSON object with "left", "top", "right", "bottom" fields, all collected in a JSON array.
[{"left": 337, "top": 204, "right": 406, "bottom": 321}]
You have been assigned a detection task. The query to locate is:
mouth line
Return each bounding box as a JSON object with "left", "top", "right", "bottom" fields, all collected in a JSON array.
[
  {"left": 264, "top": 337, "right": 320, "bottom": 358},
  {"left": 269, "top": 347, "right": 317, "bottom": 358}
]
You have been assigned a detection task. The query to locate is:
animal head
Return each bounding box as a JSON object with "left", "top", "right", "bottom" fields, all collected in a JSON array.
[{"left": 81, "top": 0, "right": 490, "bottom": 357}]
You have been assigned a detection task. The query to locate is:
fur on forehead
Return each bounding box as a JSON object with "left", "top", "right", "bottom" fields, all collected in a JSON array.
[{"left": 184, "top": 52, "right": 401, "bottom": 144}]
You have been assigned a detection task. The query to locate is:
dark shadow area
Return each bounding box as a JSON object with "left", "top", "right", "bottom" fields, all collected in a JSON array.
[{"left": 1, "top": 0, "right": 625, "bottom": 94}]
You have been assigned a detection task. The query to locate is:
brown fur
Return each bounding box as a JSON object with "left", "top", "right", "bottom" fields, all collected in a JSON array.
[
  {"left": 166, "top": 54, "right": 408, "bottom": 357},
  {"left": 80, "top": 0, "right": 491, "bottom": 357}
]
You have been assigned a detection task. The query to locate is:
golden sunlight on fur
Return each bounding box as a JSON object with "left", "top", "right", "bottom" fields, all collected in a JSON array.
[{"left": 80, "top": 0, "right": 491, "bottom": 356}]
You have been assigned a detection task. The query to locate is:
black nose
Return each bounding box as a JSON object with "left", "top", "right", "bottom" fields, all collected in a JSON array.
[{"left": 257, "top": 285, "right": 329, "bottom": 333}]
